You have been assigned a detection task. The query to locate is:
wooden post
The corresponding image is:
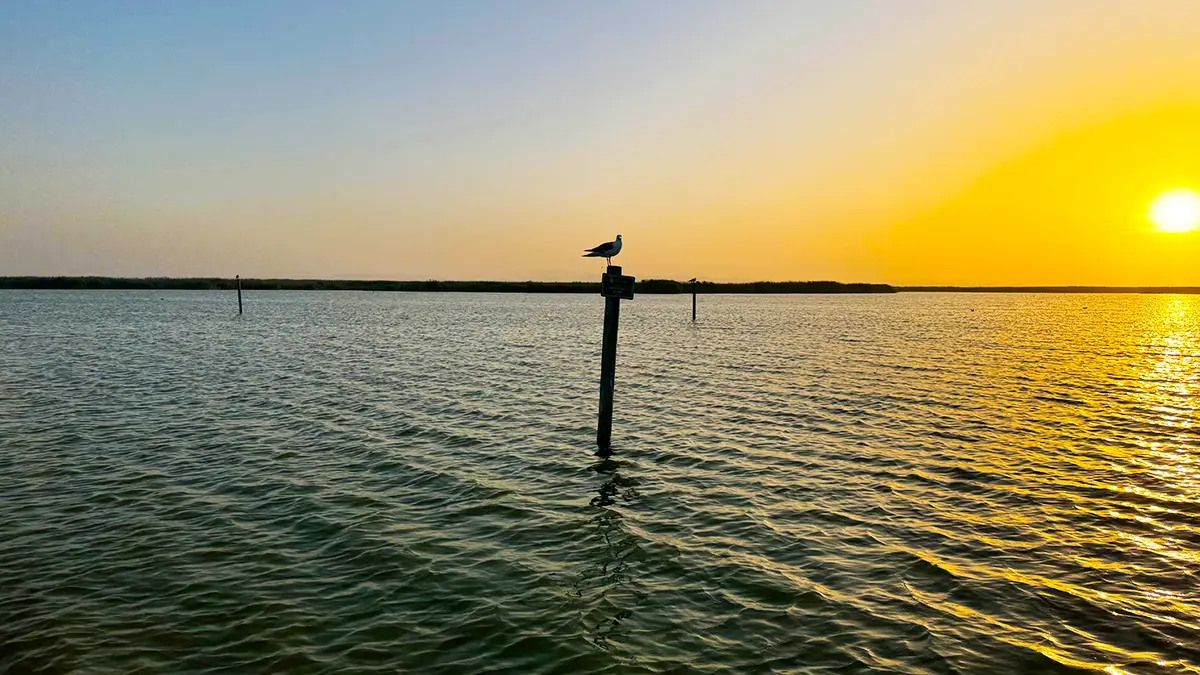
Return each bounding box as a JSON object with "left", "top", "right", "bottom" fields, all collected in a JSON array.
[
  {"left": 237, "top": 275, "right": 243, "bottom": 315},
  {"left": 690, "top": 277, "right": 697, "bottom": 322},
  {"left": 597, "top": 292, "right": 619, "bottom": 450},
  {"left": 597, "top": 264, "right": 634, "bottom": 450}
]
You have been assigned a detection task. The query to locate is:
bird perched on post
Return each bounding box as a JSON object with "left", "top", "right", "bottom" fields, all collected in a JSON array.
[{"left": 582, "top": 235, "right": 622, "bottom": 265}]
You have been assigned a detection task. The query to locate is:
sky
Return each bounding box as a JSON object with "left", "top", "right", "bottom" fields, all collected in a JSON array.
[{"left": 3, "top": 0, "right": 1200, "bottom": 285}]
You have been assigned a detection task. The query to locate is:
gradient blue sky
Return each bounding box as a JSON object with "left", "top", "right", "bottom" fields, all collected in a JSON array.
[{"left": 4, "top": 1, "right": 1200, "bottom": 282}]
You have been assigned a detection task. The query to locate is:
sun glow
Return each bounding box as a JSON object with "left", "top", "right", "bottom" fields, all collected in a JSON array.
[{"left": 1149, "top": 189, "right": 1200, "bottom": 233}]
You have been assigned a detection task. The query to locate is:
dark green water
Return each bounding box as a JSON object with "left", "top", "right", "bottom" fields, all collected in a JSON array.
[{"left": 1, "top": 291, "right": 1198, "bottom": 674}]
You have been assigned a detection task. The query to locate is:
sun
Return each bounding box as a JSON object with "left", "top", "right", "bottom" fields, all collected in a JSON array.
[{"left": 1149, "top": 189, "right": 1200, "bottom": 233}]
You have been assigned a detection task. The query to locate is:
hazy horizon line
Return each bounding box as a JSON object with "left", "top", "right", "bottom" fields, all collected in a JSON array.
[{"left": 4, "top": 276, "right": 1200, "bottom": 294}]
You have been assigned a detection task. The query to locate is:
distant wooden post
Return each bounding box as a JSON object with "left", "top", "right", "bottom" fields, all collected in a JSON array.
[
  {"left": 689, "top": 277, "right": 697, "bottom": 321},
  {"left": 597, "top": 265, "right": 635, "bottom": 450},
  {"left": 237, "top": 275, "right": 243, "bottom": 315}
]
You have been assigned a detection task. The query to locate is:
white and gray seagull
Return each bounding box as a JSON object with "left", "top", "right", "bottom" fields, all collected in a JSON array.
[{"left": 582, "top": 234, "right": 622, "bottom": 265}]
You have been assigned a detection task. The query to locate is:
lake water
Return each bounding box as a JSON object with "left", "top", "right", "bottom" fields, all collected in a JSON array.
[{"left": 1, "top": 290, "right": 1198, "bottom": 674}]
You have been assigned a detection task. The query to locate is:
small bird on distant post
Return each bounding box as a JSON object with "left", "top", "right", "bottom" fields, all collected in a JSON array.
[{"left": 582, "top": 234, "right": 622, "bottom": 265}]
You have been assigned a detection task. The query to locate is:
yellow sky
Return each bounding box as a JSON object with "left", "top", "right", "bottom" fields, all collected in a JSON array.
[
  {"left": 875, "top": 107, "right": 1200, "bottom": 286},
  {"left": 626, "top": 3, "right": 1200, "bottom": 285}
]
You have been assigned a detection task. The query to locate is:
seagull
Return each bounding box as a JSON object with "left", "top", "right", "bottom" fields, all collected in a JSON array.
[{"left": 582, "top": 234, "right": 622, "bottom": 265}]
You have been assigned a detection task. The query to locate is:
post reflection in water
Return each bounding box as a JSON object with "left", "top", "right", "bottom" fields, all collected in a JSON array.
[{"left": 571, "top": 447, "right": 647, "bottom": 651}]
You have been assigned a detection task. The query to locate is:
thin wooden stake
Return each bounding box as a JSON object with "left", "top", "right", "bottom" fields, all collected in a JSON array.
[{"left": 690, "top": 277, "right": 697, "bottom": 322}]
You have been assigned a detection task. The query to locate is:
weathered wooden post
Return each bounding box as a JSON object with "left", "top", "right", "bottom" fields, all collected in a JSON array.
[
  {"left": 689, "top": 277, "right": 697, "bottom": 322},
  {"left": 597, "top": 265, "right": 635, "bottom": 450},
  {"left": 236, "top": 275, "right": 243, "bottom": 315}
]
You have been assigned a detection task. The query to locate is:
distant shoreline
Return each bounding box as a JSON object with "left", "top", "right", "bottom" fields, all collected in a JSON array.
[
  {"left": 0, "top": 277, "right": 894, "bottom": 294},
  {"left": 4, "top": 278, "right": 1199, "bottom": 294}
]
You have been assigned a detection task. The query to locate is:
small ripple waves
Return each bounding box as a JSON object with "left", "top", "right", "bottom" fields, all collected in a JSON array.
[{"left": 1, "top": 290, "right": 1198, "bottom": 674}]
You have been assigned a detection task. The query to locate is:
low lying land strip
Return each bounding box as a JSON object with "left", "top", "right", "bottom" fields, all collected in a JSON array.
[{"left": 0, "top": 277, "right": 895, "bottom": 294}]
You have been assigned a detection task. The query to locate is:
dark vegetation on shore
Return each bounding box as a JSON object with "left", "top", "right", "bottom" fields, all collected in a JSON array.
[{"left": 0, "top": 277, "right": 896, "bottom": 294}]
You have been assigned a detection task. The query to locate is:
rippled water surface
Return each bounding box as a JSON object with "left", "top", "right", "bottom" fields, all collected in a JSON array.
[{"left": 2, "top": 290, "right": 1198, "bottom": 674}]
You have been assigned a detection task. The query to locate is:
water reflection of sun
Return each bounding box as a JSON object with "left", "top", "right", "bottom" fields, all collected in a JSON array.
[
  {"left": 1132, "top": 297, "right": 1198, "bottom": 492},
  {"left": 1148, "top": 300, "right": 1194, "bottom": 422}
]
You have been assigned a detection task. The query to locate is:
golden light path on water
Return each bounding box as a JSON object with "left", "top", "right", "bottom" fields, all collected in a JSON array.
[
  {"left": 0, "top": 291, "right": 1198, "bottom": 674},
  {"left": 1004, "top": 294, "right": 1199, "bottom": 674}
]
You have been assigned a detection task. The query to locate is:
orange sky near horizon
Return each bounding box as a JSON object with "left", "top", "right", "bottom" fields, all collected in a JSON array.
[{"left": 3, "top": 1, "right": 1200, "bottom": 284}]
